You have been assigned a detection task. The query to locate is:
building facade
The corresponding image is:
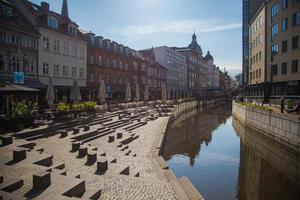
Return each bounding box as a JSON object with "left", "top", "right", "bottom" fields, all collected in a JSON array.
[
  {"left": 243, "top": 0, "right": 266, "bottom": 87},
  {"left": 14, "top": 0, "right": 87, "bottom": 100},
  {"left": 153, "top": 46, "right": 188, "bottom": 98},
  {"left": 172, "top": 33, "right": 208, "bottom": 97},
  {"left": 0, "top": 0, "right": 41, "bottom": 88},
  {"left": 266, "top": 0, "right": 300, "bottom": 96},
  {"left": 247, "top": 4, "right": 266, "bottom": 96}
]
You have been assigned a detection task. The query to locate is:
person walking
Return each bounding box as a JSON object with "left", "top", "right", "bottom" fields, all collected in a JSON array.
[{"left": 280, "top": 96, "right": 286, "bottom": 113}]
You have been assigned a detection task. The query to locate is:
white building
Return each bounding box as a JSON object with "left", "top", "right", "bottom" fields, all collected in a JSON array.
[
  {"left": 153, "top": 46, "right": 188, "bottom": 98},
  {"left": 205, "top": 51, "right": 219, "bottom": 89},
  {"left": 15, "top": 0, "right": 87, "bottom": 99}
]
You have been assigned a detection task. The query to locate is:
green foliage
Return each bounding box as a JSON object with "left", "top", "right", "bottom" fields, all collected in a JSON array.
[
  {"left": 83, "top": 101, "right": 96, "bottom": 110},
  {"left": 72, "top": 103, "right": 85, "bottom": 112},
  {"left": 287, "top": 99, "right": 294, "bottom": 109},
  {"left": 10, "top": 100, "right": 39, "bottom": 119},
  {"left": 239, "top": 102, "right": 272, "bottom": 112},
  {"left": 57, "top": 102, "right": 69, "bottom": 113}
]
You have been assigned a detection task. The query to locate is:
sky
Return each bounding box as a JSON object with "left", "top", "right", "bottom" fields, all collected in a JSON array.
[{"left": 30, "top": 0, "right": 243, "bottom": 76}]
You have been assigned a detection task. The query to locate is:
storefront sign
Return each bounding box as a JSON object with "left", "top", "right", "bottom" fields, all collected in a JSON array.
[{"left": 13, "top": 71, "right": 24, "bottom": 84}]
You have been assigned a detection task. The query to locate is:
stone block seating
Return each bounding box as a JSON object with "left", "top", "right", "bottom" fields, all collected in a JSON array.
[
  {"left": 117, "top": 132, "right": 123, "bottom": 139},
  {"left": 71, "top": 142, "right": 81, "bottom": 151},
  {"left": 120, "top": 166, "right": 130, "bottom": 175},
  {"left": 73, "top": 127, "right": 80, "bottom": 134},
  {"left": 1, "top": 136, "right": 13, "bottom": 146},
  {"left": 108, "top": 136, "right": 115, "bottom": 143},
  {"left": 87, "top": 151, "right": 97, "bottom": 164},
  {"left": 33, "top": 171, "right": 51, "bottom": 189},
  {"left": 83, "top": 125, "right": 90, "bottom": 132},
  {"left": 61, "top": 130, "right": 68, "bottom": 138},
  {"left": 97, "top": 159, "right": 108, "bottom": 172},
  {"left": 78, "top": 146, "right": 88, "bottom": 157},
  {"left": 13, "top": 148, "right": 27, "bottom": 161}
]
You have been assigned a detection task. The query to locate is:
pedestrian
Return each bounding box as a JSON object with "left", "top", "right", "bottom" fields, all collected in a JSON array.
[{"left": 280, "top": 96, "right": 285, "bottom": 113}]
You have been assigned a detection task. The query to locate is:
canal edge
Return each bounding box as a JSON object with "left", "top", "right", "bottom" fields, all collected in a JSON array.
[{"left": 150, "top": 104, "right": 205, "bottom": 200}]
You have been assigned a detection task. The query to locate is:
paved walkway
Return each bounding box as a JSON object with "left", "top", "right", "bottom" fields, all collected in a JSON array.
[{"left": 0, "top": 109, "right": 189, "bottom": 199}]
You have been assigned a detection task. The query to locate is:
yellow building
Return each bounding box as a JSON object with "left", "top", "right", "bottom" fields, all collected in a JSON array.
[{"left": 266, "top": 0, "right": 300, "bottom": 95}]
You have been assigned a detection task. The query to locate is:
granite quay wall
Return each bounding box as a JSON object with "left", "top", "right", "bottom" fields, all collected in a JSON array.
[{"left": 232, "top": 101, "right": 300, "bottom": 153}]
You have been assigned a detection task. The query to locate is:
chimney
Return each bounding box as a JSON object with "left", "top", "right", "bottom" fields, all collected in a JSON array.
[{"left": 40, "top": 2, "right": 49, "bottom": 12}]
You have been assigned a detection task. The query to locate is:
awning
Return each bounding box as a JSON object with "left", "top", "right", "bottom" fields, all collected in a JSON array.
[{"left": 0, "top": 82, "right": 40, "bottom": 94}]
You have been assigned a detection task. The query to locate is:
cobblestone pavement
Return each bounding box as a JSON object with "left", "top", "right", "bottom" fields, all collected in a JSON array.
[{"left": 0, "top": 110, "right": 180, "bottom": 199}]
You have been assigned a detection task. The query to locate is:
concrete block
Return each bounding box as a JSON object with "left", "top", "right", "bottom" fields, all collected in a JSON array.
[
  {"left": 61, "top": 130, "right": 68, "bottom": 138},
  {"left": 73, "top": 127, "right": 80, "bottom": 134},
  {"left": 78, "top": 146, "right": 88, "bottom": 157},
  {"left": 87, "top": 151, "right": 97, "bottom": 164},
  {"left": 117, "top": 132, "right": 123, "bottom": 139},
  {"left": 63, "top": 180, "right": 86, "bottom": 198},
  {"left": 72, "top": 142, "right": 81, "bottom": 151},
  {"left": 13, "top": 148, "right": 27, "bottom": 161},
  {"left": 83, "top": 125, "right": 90, "bottom": 132},
  {"left": 33, "top": 171, "right": 51, "bottom": 189},
  {"left": 97, "top": 159, "right": 108, "bottom": 171},
  {"left": 108, "top": 136, "right": 114, "bottom": 143},
  {"left": 1, "top": 136, "right": 13, "bottom": 146},
  {"left": 120, "top": 166, "right": 129, "bottom": 175}
]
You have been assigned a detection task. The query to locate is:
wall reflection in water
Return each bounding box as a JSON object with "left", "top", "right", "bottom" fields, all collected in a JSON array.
[
  {"left": 163, "top": 104, "right": 232, "bottom": 166},
  {"left": 163, "top": 103, "right": 300, "bottom": 200},
  {"left": 233, "top": 117, "right": 300, "bottom": 200}
]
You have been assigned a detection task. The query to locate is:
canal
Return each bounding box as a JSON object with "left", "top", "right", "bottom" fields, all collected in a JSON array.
[{"left": 163, "top": 103, "right": 300, "bottom": 200}]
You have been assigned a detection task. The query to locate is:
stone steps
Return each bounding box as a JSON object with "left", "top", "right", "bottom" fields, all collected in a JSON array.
[{"left": 178, "top": 176, "right": 204, "bottom": 200}]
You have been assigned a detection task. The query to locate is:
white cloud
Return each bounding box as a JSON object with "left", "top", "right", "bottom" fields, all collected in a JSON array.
[{"left": 118, "top": 19, "right": 242, "bottom": 36}]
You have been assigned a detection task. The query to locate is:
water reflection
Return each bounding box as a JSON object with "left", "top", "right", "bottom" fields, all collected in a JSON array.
[
  {"left": 163, "top": 104, "right": 232, "bottom": 166},
  {"left": 163, "top": 103, "right": 300, "bottom": 200},
  {"left": 233, "top": 117, "right": 300, "bottom": 200}
]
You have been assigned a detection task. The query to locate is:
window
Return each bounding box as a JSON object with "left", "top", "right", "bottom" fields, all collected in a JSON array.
[
  {"left": 98, "top": 56, "right": 102, "bottom": 65},
  {"left": 113, "top": 59, "right": 117, "bottom": 68},
  {"left": 89, "top": 56, "right": 94, "bottom": 64},
  {"left": 292, "top": 36, "right": 299, "bottom": 49},
  {"left": 282, "top": 40, "right": 288, "bottom": 52},
  {"left": 63, "top": 42, "right": 69, "bottom": 55},
  {"left": 119, "top": 60, "right": 123, "bottom": 69},
  {"left": 53, "top": 64, "right": 59, "bottom": 76},
  {"left": 89, "top": 72, "right": 94, "bottom": 81},
  {"left": 47, "top": 16, "right": 58, "bottom": 29},
  {"left": 259, "top": 51, "right": 262, "bottom": 61},
  {"left": 71, "top": 67, "right": 76, "bottom": 77},
  {"left": 62, "top": 65, "right": 68, "bottom": 76},
  {"left": 259, "top": 69, "right": 261, "bottom": 78},
  {"left": 10, "top": 55, "right": 19, "bottom": 71},
  {"left": 0, "top": 54, "right": 4, "bottom": 70},
  {"left": 0, "top": 4, "right": 12, "bottom": 17},
  {"left": 133, "top": 62, "right": 138, "bottom": 71},
  {"left": 43, "top": 37, "right": 49, "bottom": 50},
  {"left": 72, "top": 44, "right": 77, "bottom": 57},
  {"left": 79, "top": 47, "right": 84, "bottom": 58},
  {"left": 271, "top": 64, "right": 278, "bottom": 76},
  {"left": 292, "top": 12, "right": 300, "bottom": 26},
  {"left": 141, "top": 63, "right": 147, "bottom": 71},
  {"left": 271, "top": 24, "right": 278, "bottom": 37},
  {"left": 271, "top": 44, "right": 279, "bottom": 55},
  {"left": 53, "top": 40, "right": 60, "bottom": 52},
  {"left": 42, "top": 62, "right": 49, "bottom": 75},
  {"left": 282, "top": 18, "right": 288, "bottom": 32},
  {"left": 282, "top": 0, "right": 288, "bottom": 9},
  {"left": 79, "top": 68, "right": 84, "bottom": 78},
  {"left": 68, "top": 24, "right": 76, "bottom": 35},
  {"left": 281, "top": 62, "right": 287, "bottom": 74},
  {"left": 271, "top": 3, "right": 279, "bottom": 17},
  {"left": 292, "top": 60, "right": 298, "bottom": 73}
]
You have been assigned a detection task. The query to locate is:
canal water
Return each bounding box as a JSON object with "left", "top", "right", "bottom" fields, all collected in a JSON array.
[{"left": 162, "top": 103, "right": 300, "bottom": 200}]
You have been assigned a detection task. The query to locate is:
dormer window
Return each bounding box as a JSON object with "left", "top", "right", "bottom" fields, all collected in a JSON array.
[
  {"left": 68, "top": 24, "right": 77, "bottom": 36},
  {"left": 48, "top": 16, "right": 58, "bottom": 29},
  {"left": 0, "top": 4, "right": 12, "bottom": 17}
]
